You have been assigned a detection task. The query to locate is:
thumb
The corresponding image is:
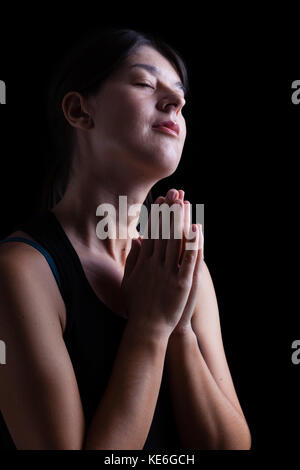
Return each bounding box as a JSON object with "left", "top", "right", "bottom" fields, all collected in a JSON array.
[{"left": 124, "top": 238, "right": 141, "bottom": 279}]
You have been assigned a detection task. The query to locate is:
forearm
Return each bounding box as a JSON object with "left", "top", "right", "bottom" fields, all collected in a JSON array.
[
  {"left": 165, "top": 329, "right": 251, "bottom": 450},
  {"left": 84, "top": 323, "right": 169, "bottom": 450}
]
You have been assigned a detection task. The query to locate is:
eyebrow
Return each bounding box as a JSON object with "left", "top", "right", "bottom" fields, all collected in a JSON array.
[{"left": 130, "top": 63, "right": 186, "bottom": 95}]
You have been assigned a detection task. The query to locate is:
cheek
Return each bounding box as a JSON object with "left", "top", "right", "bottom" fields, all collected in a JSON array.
[
  {"left": 115, "top": 105, "right": 152, "bottom": 147},
  {"left": 99, "top": 94, "right": 147, "bottom": 137},
  {"left": 120, "top": 94, "right": 150, "bottom": 125}
]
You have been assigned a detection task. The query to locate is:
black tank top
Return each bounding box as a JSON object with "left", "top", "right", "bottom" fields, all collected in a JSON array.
[{"left": 0, "top": 209, "right": 181, "bottom": 450}]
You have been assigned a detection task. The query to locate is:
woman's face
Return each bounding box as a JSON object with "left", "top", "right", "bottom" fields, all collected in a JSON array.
[{"left": 86, "top": 45, "right": 187, "bottom": 179}]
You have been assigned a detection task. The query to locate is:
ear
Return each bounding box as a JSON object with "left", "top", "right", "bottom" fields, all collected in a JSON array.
[{"left": 62, "top": 91, "right": 94, "bottom": 130}]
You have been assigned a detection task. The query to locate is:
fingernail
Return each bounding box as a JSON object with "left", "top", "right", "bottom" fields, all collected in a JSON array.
[
  {"left": 167, "top": 190, "right": 177, "bottom": 201},
  {"left": 156, "top": 196, "right": 164, "bottom": 204},
  {"left": 192, "top": 224, "right": 197, "bottom": 232}
]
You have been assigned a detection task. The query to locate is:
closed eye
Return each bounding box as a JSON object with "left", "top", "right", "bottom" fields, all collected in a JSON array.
[{"left": 135, "top": 83, "right": 154, "bottom": 89}]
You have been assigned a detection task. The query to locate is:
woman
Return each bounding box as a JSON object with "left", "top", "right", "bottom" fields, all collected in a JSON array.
[{"left": 0, "top": 27, "right": 251, "bottom": 450}]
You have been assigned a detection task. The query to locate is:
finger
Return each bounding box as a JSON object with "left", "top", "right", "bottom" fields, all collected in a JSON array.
[
  {"left": 193, "top": 228, "right": 203, "bottom": 275},
  {"left": 179, "top": 224, "right": 199, "bottom": 279},
  {"left": 159, "top": 196, "right": 176, "bottom": 263},
  {"left": 179, "top": 200, "right": 191, "bottom": 265},
  {"left": 166, "top": 188, "right": 178, "bottom": 203},
  {"left": 178, "top": 189, "right": 185, "bottom": 202},
  {"left": 198, "top": 224, "right": 204, "bottom": 260},
  {"left": 185, "top": 228, "right": 203, "bottom": 309},
  {"left": 184, "top": 202, "right": 191, "bottom": 235},
  {"left": 181, "top": 246, "right": 202, "bottom": 323},
  {"left": 152, "top": 201, "right": 164, "bottom": 261},
  {"left": 124, "top": 238, "right": 141, "bottom": 279},
  {"left": 140, "top": 196, "right": 164, "bottom": 258},
  {"left": 178, "top": 226, "right": 202, "bottom": 325},
  {"left": 153, "top": 198, "right": 169, "bottom": 263},
  {"left": 165, "top": 199, "right": 184, "bottom": 269},
  {"left": 177, "top": 191, "right": 185, "bottom": 260}
]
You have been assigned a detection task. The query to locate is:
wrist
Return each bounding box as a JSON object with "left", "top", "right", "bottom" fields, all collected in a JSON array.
[
  {"left": 168, "top": 324, "right": 197, "bottom": 349},
  {"left": 125, "top": 318, "right": 171, "bottom": 348},
  {"left": 170, "top": 322, "right": 195, "bottom": 339},
  {"left": 166, "top": 326, "right": 199, "bottom": 367}
]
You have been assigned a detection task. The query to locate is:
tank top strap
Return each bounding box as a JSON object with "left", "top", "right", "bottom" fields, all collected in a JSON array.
[
  {"left": 6, "top": 210, "right": 81, "bottom": 337},
  {"left": 0, "top": 236, "right": 62, "bottom": 292}
]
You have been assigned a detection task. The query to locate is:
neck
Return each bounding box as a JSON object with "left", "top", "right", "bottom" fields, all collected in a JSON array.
[{"left": 51, "top": 176, "right": 153, "bottom": 269}]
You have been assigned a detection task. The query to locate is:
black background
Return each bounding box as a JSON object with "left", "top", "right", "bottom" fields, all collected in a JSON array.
[{"left": 0, "top": 4, "right": 298, "bottom": 461}]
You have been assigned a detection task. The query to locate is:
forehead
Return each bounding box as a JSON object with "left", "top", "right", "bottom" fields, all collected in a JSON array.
[{"left": 122, "top": 45, "right": 181, "bottom": 82}]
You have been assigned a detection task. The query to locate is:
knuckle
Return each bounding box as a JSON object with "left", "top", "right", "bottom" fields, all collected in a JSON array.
[
  {"left": 176, "top": 276, "right": 191, "bottom": 291},
  {"left": 183, "top": 251, "right": 195, "bottom": 263}
]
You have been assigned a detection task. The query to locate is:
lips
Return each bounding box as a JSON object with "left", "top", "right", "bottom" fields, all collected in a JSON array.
[{"left": 152, "top": 120, "right": 180, "bottom": 136}]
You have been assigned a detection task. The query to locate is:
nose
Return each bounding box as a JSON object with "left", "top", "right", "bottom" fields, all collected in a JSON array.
[{"left": 157, "top": 92, "right": 185, "bottom": 115}]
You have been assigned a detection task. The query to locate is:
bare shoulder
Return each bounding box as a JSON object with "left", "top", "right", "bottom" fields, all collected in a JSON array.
[
  {"left": 0, "top": 230, "right": 66, "bottom": 334},
  {"left": 0, "top": 230, "right": 45, "bottom": 258},
  {"left": 0, "top": 230, "right": 84, "bottom": 449}
]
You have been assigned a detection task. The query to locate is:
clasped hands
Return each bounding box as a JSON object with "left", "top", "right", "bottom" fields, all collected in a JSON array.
[{"left": 139, "top": 188, "right": 204, "bottom": 335}]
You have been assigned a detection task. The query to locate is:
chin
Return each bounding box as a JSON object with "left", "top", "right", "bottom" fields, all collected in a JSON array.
[
  {"left": 156, "top": 150, "right": 181, "bottom": 172},
  {"left": 130, "top": 142, "right": 182, "bottom": 176},
  {"left": 149, "top": 156, "right": 180, "bottom": 179}
]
